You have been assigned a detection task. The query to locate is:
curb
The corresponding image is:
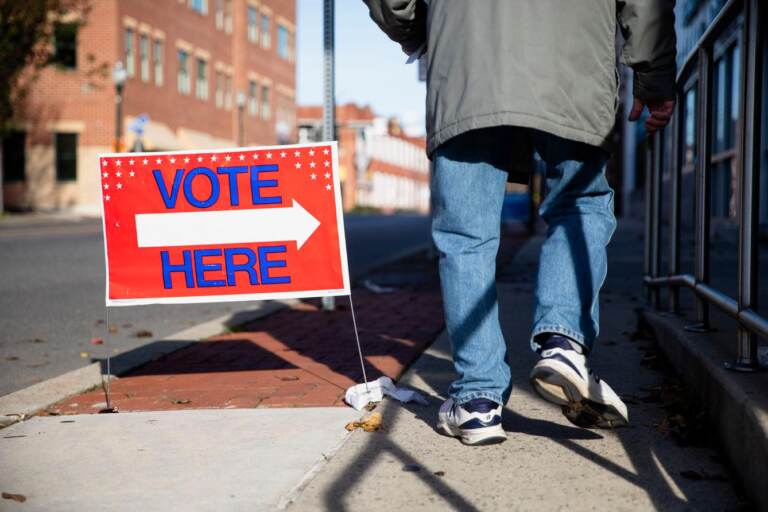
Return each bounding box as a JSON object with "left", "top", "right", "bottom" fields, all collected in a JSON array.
[
  {"left": 0, "top": 299, "right": 294, "bottom": 429},
  {"left": 643, "top": 310, "right": 768, "bottom": 512}
]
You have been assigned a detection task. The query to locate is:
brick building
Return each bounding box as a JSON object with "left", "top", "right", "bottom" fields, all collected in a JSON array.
[
  {"left": 2, "top": 0, "right": 296, "bottom": 213},
  {"left": 297, "top": 103, "right": 430, "bottom": 213}
]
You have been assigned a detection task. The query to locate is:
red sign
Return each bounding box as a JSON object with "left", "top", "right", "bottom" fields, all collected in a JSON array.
[{"left": 99, "top": 142, "right": 350, "bottom": 306}]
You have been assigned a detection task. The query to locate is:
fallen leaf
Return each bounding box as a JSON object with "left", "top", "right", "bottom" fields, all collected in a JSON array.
[
  {"left": 171, "top": 399, "right": 191, "bottom": 404},
  {"left": 79, "top": 351, "right": 90, "bottom": 358},
  {"left": 433, "top": 471, "right": 446, "bottom": 477},
  {"left": 133, "top": 329, "right": 153, "bottom": 338},
  {"left": 345, "top": 412, "right": 382, "bottom": 432},
  {"left": 2, "top": 492, "right": 26, "bottom": 503},
  {"left": 5, "top": 356, "right": 19, "bottom": 361},
  {"left": 90, "top": 337, "right": 104, "bottom": 345},
  {"left": 108, "top": 324, "right": 119, "bottom": 333}
]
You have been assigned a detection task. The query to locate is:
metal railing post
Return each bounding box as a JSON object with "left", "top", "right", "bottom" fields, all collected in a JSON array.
[
  {"left": 686, "top": 47, "right": 714, "bottom": 333},
  {"left": 730, "top": 0, "right": 764, "bottom": 371},
  {"left": 650, "top": 131, "right": 663, "bottom": 310},
  {"left": 668, "top": 95, "right": 684, "bottom": 314},
  {"left": 643, "top": 138, "right": 653, "bottom": 303}
]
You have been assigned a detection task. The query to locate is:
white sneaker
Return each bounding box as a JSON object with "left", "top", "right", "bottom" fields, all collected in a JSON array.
[
  {"left": 437, "top": 397, "right": 507, "bottom": 445},
  {"left": 530, "top": 336, "right": 629, "bottom": 428}
]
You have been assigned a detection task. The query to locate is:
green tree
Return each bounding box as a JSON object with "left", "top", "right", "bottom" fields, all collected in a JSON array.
[{"left": 0, "top": 0, "right": 90, "bottom": 210}]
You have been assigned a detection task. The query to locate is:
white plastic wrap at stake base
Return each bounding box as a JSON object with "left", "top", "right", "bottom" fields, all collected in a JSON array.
[{"left": 345, "top": 376, "right": 429, "bottom": 411}]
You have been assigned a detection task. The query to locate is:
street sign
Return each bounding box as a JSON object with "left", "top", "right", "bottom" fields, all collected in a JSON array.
[{"left": 98, "top": 142, "right": 350, "bottom": 306}]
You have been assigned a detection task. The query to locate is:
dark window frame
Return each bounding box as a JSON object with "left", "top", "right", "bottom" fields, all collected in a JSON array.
[
  {"left": 2, "top": 131, "right": 27, "bottom": 183},
  {"left": 55, "top": 133, "right": 78, "bottom": 182},
  {"left": 53, "top": 22, "right": 78, "bottom": 69}
]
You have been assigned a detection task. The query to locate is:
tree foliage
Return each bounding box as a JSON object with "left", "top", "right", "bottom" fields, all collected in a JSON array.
[{"left": 0, "top": 0, "right": 91, "bottom": 131}]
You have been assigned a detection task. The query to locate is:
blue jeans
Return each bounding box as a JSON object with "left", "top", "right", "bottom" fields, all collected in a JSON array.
[{"left": 431, "top": 128, "right": 616, "bottom": 405}]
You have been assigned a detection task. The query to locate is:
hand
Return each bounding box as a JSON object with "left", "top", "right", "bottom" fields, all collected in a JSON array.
[{"left": 628, "top": 98, "right": 675, "bottom": 133}]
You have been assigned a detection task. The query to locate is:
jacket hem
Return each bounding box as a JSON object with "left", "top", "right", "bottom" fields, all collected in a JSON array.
[{"left": 427, "top": 112, "right": 610, "bottom": 157}]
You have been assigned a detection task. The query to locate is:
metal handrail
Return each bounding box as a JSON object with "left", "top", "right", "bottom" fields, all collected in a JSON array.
[{"left": 644, "top": 0, "right": 765, "bottom": 371}]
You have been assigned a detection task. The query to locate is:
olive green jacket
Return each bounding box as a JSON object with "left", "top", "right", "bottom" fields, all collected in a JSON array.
[{"left": 363, "top": 0, "right": 676, "bottom": 155}]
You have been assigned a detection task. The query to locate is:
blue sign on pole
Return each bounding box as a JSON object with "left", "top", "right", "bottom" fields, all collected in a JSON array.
[{"left": 129, "top": 114, "right": 149, "bottom": 136}]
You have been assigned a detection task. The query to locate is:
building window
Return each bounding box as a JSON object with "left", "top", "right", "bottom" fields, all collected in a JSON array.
[
  {"left": 260, "top": 14, "right": 270, "bottom": 48},
  {"left": 55, "top": 133, "right": 77, "bottom": 182},
  {"left": 189, "top": 0, "right": 207, "bottom": 14},
  {"left": 1, "top": 131, "right": 26, "bottom": 182},
  {"left": 196, "top": 58, "right": 208, "bottom": 100},
  {"left": 260, "top": 84, "right": 270, "bottom": 119},
  {"left": 154, "top": 39, "right": 164, "bottom": 86},
  {"left": 215, "top": 71, "right": 224, "bottom": 108},
  {"left": 277, "top": 25, "right": 289, "bottom": 59},
  {"left": 215, "top": 0, "right": 223, "bottom": 29},
  {"left": 224, "top": 74, "right": 232, "bottom": 110},
  {"left": 247, "top": 6, "right": 259, "bottom": 43},
  {"left": 125, "top": 28, "right": 135, "bottom": 76},
  {"left": 139, "top": 34, "right": 150, "bottom": 82},
  {"left": 52, "top": 23, "right": 77, "bottom": 69},
  {"left": 248, "top": 80, "right": 258, "bottom": 116},
  {"left": 177, "top": 50, "right": 190, "bottom": 94},
  {"left": 224, "top": 0, "right": 233, "bottom": 33}
]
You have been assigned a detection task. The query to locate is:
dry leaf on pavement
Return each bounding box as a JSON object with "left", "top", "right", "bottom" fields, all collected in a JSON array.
[
  {"left": 2, "top": 492, "right": 27, "bottom": 503},
  {"left": 345, "top": 412, "right": 382, "bottom": 432}
]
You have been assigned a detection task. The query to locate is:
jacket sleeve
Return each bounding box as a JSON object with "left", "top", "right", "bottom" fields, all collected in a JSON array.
[
  {"left": 617, "top": 0, "right": 677, "bottom": 101},
  {"left": 362, "top": 0, "right": 428, "bottom": 55}
]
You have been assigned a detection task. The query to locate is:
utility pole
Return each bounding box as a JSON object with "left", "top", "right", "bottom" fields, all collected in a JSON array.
[{"left": 321, "top": 0, "right": 336, "bottom": 311}]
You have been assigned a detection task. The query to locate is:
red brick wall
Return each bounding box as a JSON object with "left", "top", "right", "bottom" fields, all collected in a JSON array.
[
  {"left": 21, "top": 0, "right": 295, "bottom": 147},
  {"left": 22, "top": 0, "right": 119, "bottom": 146}
]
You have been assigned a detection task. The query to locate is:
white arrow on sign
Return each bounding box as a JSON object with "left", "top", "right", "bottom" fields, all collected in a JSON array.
[{"left": 135, "top": 200, "right": 321, "bottom": 249}]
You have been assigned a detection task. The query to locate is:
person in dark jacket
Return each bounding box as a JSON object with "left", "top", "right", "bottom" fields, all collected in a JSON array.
[{"left": 364, "top": 0, "right": 676, "bottom": 445}]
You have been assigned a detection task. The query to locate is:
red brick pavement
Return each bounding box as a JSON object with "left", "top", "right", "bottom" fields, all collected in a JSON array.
[{"left": 50, "top": 288, "right": 444, "bottom": 414}]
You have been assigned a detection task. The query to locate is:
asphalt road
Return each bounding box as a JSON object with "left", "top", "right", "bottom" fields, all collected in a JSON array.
[{"left": 0, "top": 213, "right": 431, "bottom": 396}]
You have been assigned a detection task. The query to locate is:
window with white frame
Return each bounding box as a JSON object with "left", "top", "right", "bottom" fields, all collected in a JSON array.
[
  {"left": 260, "top": 84, "right": 270, "bottom": 119},
  {"left": 125, "top": 28, "right": 135, "bottom": 76},
  {"left": 248, "top": 80, "right": 258, "bottom": 116},
  {"left": 224, "top": 0, "right": 232, "bottom": 33},
  {"left": 153, "top": 39, "right": 164, "bottom": 86},
  {"left": 224, "top": 74, "right": 232, "bottom": 110},
  {"left": 196, "top": 58, "right": 208, "bottom": 100},
  {"left": 215, "top": 0, "right": 223, "bottom": 29},
  {"left": 139, "top": 34, "right": 149, "bottom": 81},
  {"left": 189, "top": 0, "right": 207, "bottom": 14},
  {"left": 177, "top": 49, "right": 190, "bottom": 94},
  {"left": 247, "top": 6, "right": 259, "bottom": 43},
  {"left": 260, "top": 14, "right": 270, "bottom": 48},
  {"left": 277, "top": 25, "right": 288, "bottom": 60},
  {"left": 215, "top": 70, "right": 224, "bottom": 108}
]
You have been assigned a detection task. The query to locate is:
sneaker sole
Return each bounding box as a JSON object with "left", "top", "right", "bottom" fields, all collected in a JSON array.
[
  {"left": 530, "top": 362, "right": 628, "bottom": 429},
  {"left": 437, "top": 420, "right": 507, "bottom": 446}
]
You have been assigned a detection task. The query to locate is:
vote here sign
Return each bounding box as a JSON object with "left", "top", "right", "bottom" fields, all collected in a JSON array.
[{"left": 98, "top": 142, "right": 350, "bottom": 306}]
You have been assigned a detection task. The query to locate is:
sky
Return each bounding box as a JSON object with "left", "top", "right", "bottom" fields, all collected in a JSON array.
[{"left": 296, "top": 0, "right": 426, "bottom": 135}]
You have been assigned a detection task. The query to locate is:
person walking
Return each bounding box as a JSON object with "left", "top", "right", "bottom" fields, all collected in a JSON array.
[{"left": 363, "top": 0, "right": 676, "bottom": 445}]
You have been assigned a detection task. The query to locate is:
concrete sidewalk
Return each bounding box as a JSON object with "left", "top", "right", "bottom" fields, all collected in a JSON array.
[
  {"left": 0, "top": 248, "right": 450, "bottom": 511},
  {"left": 288, "top": 226, "right": 748, "bottom": 511}
]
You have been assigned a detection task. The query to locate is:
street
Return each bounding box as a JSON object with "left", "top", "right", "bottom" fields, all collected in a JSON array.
[{"left": 0, "top": 213, "right": 431, "bottom": 397}]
